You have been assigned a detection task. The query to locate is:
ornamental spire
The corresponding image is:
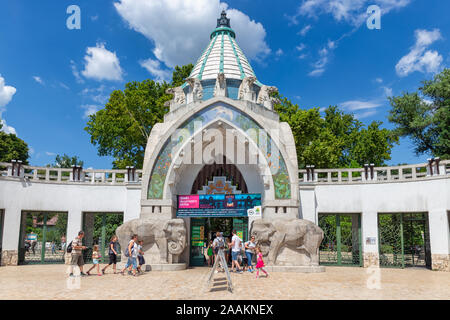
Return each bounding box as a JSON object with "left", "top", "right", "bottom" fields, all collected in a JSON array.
[{"left": 217, "top": 10, "right": 231, "bottom": 28}]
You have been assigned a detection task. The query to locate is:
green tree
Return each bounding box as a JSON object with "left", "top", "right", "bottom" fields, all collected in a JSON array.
[
  {"left": 0, "top": 122, "right": 29, "bottom": 164},
  {"left": 52, "top": 154, "right": 84, "bottom": 168},
  {"left": 85, "top": 64, "right": 193, "bottom": 169},
  {"left": 388, "top": 68, "right": 450, "bottom": 159}
]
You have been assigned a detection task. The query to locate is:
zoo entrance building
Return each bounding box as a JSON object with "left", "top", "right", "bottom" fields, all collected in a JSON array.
[{"left": 0, "top": 12, "right": 449, "bottom": 272}]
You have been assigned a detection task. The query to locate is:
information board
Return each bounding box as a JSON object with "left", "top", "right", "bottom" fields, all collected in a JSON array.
[{"left": 177, "top": 194, "right": 262, "bottom": 218}]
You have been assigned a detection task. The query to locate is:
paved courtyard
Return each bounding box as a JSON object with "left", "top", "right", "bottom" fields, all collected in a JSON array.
[{"left": 0, "top": 264, "right": 448, "bottom": 300}]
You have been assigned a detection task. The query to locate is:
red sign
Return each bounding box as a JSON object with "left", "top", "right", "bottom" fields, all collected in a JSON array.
[{"left": 178, "top": 195, "right": 200, "bottom": 209}]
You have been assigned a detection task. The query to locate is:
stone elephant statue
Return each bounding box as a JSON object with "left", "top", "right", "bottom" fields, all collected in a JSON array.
[
  {"left": 250, "top": 219, "right": 324, "bottom": 266},
  {"left": 116, "top": 218, "right": 187, "bottom": 264}
]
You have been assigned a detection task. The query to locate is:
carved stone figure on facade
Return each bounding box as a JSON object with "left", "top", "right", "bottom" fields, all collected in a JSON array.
[
  {"left": 250, "top": 218, "right": 324, "bottom": 266},
  {"left": 116, "top": 218, "right": 187, "bottom": 264},
  {"left": 187, "top": 77, "right": 203, "bottom": 103},
  {"left": 238, "top": 76, "right": 257, "bottom": 102},
  {"left": 257, "top": 85, "right": 279, "bottom": 110},
  {"left": 165, "top": 86, "right": 186, "bottom": 111},
  {"left": 214, "top": 72, "right": 227, "bottom": 98}
]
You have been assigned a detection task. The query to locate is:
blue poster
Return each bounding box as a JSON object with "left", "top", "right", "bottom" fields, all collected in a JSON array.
[{"left": 177, "top": 194, "right": 262, "bottom": 217}]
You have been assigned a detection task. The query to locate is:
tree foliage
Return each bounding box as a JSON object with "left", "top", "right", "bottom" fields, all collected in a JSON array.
[
  {"left": 388, "top": 68, "right": 450, "bottom": 159},
  {"left": 275, "top": 97, "right": 398, "bottom": 168},
  {"left": 85, "top": 64, "right": 194, "bottom": 169},
  {"left": 0, "top": 123, "right": 29, "bottom": 164},
  {"left": 52, "top": 154, "right": 84, "bottom": 168}
]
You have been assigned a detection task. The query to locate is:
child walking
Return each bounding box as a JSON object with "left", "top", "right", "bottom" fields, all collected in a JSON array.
[
  {"left": 137, "top": 240, "right": 145, "bottom": 274},
  {"left": 87, "top": 245, "right": 102, "bottom": 276},
  {"left": 102, "top": 235, "right": 118, "bottom": 274},
  {"left": 255, "top": 247, "right": 269, "bottom": 279}
]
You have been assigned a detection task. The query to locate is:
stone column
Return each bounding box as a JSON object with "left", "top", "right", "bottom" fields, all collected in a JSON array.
[
  {"left": 361, "top": 211, "right": 379, "bottom": 267},
  {"left": 1, "top": 207, "right": 21, "bottom": 266},
  {"left": 67, "top": 210, "right": 83, "bottom": 245},
  {"left": 428, "top": 209, "right": 450, "bottom": 272},
  {"left": 298, "top": 186, "right": 316, "bottom": 224}
]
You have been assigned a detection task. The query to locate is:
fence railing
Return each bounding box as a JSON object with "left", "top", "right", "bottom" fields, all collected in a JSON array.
[
  {"left": 1, "top": 159, "right": 449, "bottom": 186},
  {"left": 299, "top": 159, "right": 450, "bottom": 184},
  {"left": 0, "top": 162, "right": 142, "bottom": 185}
]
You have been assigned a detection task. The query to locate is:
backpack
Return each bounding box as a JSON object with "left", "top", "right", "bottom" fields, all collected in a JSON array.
[
  {"left": 124, "top": 240, "right": 135, "bottom": 257},
  {"left": 66, "top": 241, "right": 73, "bottom": 253}
]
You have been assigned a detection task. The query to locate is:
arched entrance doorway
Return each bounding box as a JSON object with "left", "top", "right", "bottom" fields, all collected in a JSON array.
[{"left": 188, "top": 160, "right": 253, "bottom": 266}]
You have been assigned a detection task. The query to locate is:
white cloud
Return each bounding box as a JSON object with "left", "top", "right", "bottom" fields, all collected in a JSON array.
[
  {"left": 33, "top": 76, "right": 44, "bottom": 85},
  {"left": 59, "top": 82, "right": 70, "bottom": 90},
  {"left": 81, "top": 104, "right": 100, "bottom": 119},
  {"left": 355, "top": 109, "right": 377, "bottom": 119},
  {"left": 81, "top": 42, "right": 124, "bottom": 81},
  {"left": 0, "top": 119, "right": 17, "bottom": 135},
  {"left": 45, "top": 152, "right": 57, "bottom": 157},
  {"left": 375, "top": 77, "right": 383, "bottom": 83},
  {"left": 114, "top": 0, "right": 271, "bottom": 68},
  {"left": 0, "top": 75, "right": 16, "bottom": 108},
  {"left": 81, "top": 85, "right": 109, "bottom": 105},
  {"left": 340, "top": 100, "right": 382, "bottom": 111},
  {"left": 140, "top": 58, "right": 172, "bottom": 82},
  {"left": 298, "top": 53, "right": 308, "bottom": 60},
  {"left": 296, "top": 43, "right": 306, "bottom": 52},
  {"left": 70, "top": 60, "right": 84, "bottom": 84},
  {"left": 294, "top": 0, "right": 411, "bottom": 27},
  {"left": 396, "top": 29, "right": 443, "bottom": 77},
  {"left": 309, "top": 47, "right": 330, "bottom": 77},
  {"left": 382, "top": 86, "right": 393, "bottom": 97},
  {"left": 298, "top": 24, "right": 312, "bottom": 36},
  {"left": 275, "top": 49, "right": 284, "bottom": 56}
]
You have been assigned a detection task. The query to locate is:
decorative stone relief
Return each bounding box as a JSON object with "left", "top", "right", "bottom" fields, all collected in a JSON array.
[
  {"left": 116, "top": 218, "right": 187, "bottom": 264},
  {"left": 257, "top": 85, "right": 279, "bottom": 110},
  {"left": 165, "top": 86, "right": 186, "bottom": 111},
  {"left": 187, "top": 77, "right": 203, "bottom": 103},
  {"left": 238, "top": 76, "right": 257, "bottom": 102},
  {"left": 213, "top": 72, "right": 227, "bottom": 98},
  {"left": 250, "top": 219, "right": 324, "bottom": 266},
  {"left": 197, "top": 176, "right": 241, "bottom": 195}
]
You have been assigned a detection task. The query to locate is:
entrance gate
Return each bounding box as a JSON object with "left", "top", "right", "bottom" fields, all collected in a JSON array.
[
  {"left": 189, "top": 217, "right": 249, "bottom": 267},
  {"left": 82, "top": 213, "right": 123, "bottom": 263},
  {"left": 318, "top": 213, "right": 362, "bottom": 266},
  {"left": 18, "top": 212, "right": 68, "bottom": 264},
  {"left": 378, "top": 213, "right": 431, "bottom": 268}
]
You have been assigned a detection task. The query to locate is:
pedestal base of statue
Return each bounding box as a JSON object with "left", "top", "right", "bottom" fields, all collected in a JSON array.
[
  {"left": 144, "top": 263, "right": 187, "bottom": 272},
  {"left": 264, "top": 265, "right": 325, "bottom": 273}
]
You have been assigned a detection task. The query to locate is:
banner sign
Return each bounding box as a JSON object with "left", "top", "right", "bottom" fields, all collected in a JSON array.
[{"left": 177, "top": 194, "right": 262, "bottom": 218}]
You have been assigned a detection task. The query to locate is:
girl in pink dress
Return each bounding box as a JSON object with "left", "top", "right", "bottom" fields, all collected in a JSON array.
[{"left": 255, "top": 247, "right": 269, "bottom": 279}]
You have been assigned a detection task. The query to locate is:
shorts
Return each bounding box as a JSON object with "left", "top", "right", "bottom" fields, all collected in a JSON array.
[
  {"left": 125, "top": 257, "right": 137, "bottom": 270},
  {"left": 231, "top": 251, "right": 239, "bottom": 261},
  {"left": 109, "top": 254, "right": 117, "bottom": 265},
  {"left": 214, "top": 247, "right": 219, "bottom": 255},
  {"left": 92, "top": 259, "right": 99, "bottom": 265},
  {"left": 70, "top": 253, "right": 84, "bottom": 267},
  {"left": 138, "top": 255, "right": 145, "bottom": 266}
]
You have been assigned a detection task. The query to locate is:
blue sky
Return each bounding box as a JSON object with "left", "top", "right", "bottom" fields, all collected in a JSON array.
[{"left": 0, "top": 0, "right": 448, "bottom": 168}]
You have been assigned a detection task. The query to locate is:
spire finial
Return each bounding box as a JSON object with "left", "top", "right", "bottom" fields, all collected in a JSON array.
[{"left": 217, "top": 10, "right": 231, "bottom": 28}]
